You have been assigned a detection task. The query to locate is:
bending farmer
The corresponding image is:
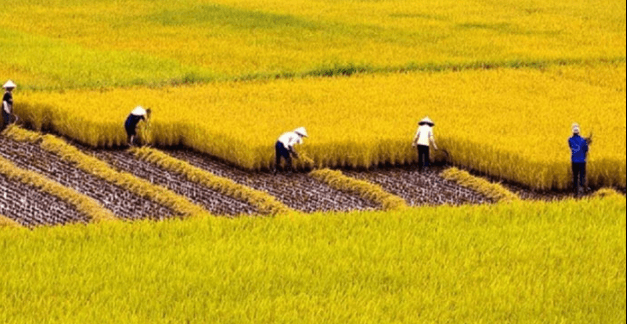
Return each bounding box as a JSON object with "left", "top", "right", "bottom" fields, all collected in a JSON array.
[
  {"left": 568, "top": 123, "right": 591, "bottom": 197},
  {"left": 125, "top": 106, "right": 151, "bottom": 146},
  {"left": 2, "top": 80, "right": 16, "bottom": 131},
  {"left": 274, "top": 127, "right": 308, "bottom": 175},
  {"left": 412, "top": 117, "right": 438, "bottom": 171}
]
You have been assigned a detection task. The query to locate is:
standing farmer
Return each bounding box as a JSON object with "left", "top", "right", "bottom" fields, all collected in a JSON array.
[
  {"left": 274, "top": 127, "right": 308, "bottom": 175},
  {"left": 1, "top": 80, "right": 16, "bottom": 131},
  {"left": 125, "top": 106, "right": 151, "bottom": 146},
  {"left": 568, "top": 123, "right": 591, "bottom": 197},
  {"left": 412, "top": 117, "right": 438, "bottom": 171}
]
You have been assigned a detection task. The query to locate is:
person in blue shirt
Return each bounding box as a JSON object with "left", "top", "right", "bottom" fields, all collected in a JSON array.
[{"left": 568, "top": 123, "right": 591, "bottom": 196}]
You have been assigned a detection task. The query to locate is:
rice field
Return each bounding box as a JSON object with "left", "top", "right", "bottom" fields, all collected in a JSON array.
[
  {"left": 1, "top": 195, "right": 625, "bottom": 324},
  {"left": 1, "top": 1, "right": 625, "bottom": 321},
  {"left": 16, "top": 63, "right": 626, "bottom": 190}
]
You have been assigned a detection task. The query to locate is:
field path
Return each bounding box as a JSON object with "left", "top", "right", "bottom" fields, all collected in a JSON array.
[{"left": 0, "top": 137, "right": 174, "bottom": 220}]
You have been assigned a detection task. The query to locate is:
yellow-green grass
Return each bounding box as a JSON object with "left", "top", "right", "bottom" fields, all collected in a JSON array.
[
  {"left": 1, "top": 196, "right": 625, "bottom": 324},
  {"left": 441, "top": 167, "right": 519, "bottom": 203},
  {"left": 0, "top": 0, "right": 624, "bottom": 89},
  {"left": 0, "top": 156, "right": 117, "bottom": 223},
  {"left": 131, "top": 147, "right": 292, "bottom": 215},
  {"left": 4, "top": 126, "right": 207, "bottom": 217},
  {"left": 310, "top": 168, "right": 407, "bottom": 211},
  {"left": 16, "top": 64, "right": 626, "bottom": 190}
]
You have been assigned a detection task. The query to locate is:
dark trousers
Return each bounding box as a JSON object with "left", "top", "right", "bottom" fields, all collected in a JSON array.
[
  {"left": 572, "top": 162, "right": 586, "bottom": 194},
  {"left": 275, "top": 141, "right": 292, "bottom": 170},
  {"left": 1, "top": 110, "right": 11, "bottom": 131},
  {"left": 417, "top": 145, "right": 430, "bottom": 170}
]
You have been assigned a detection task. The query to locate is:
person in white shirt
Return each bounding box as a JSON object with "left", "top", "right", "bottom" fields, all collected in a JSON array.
[
  {"left": 274, "top": 127, "right": 308, "bottom": 175},
  {"left": 412, "top": 117, "right": 438, "bottom": 171},
  {"left": 2, "top": 80, "right": 16, "bottom": 131},
  {"left": 124, "top": 106, "right": 151, "bottom": 146}
]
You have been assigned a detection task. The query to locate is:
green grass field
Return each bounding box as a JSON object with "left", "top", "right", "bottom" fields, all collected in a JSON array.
[{"left": 1, "top": 195, "right": 625, "bottom": 324}]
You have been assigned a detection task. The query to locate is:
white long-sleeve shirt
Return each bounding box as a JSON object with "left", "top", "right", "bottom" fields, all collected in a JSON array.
[
  {"left": 414, "top": 125, "right": 435, "bottom": 147},
  {"left": 278, "top": 131, "right": 303, "bottom": 149}
]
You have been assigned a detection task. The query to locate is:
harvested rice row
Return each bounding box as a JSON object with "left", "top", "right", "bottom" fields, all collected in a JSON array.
[
  {"left": 0, "top": 214, "right": 22, "bottom": 228},
  {"left": 0, "top": 156, "right": 117, "bottom": 223},
  {"left": 309, "top": 168, "right": 407, "bottom": 211},
  {"left": 5, "top": 126, "right": 206, "bottom": 217},
  {"left": 440, "top": 167, "right": 519, "bottom": 203},
  {"left": 131, "top": 147, "right": 292, "bottom": 215}
]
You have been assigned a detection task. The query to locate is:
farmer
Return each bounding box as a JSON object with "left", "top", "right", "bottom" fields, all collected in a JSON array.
[
  {"left": 1, "top": 80, "right": 16, "bottom": 131},
  {"left": 124, "top": 106, "right": 151, "bottom": 146},
  {"left": 568, "top": 123, "right": 591, "bottom": 197},
  {"left": 274, "top": 127, "right": 308, "bottom": 175},
  {"left": 412, "top": 116, "right": 438, "bottom": 171}
]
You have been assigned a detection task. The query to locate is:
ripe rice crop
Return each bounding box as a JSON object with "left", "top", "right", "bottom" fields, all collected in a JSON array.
[
  {"left": 0, "top": 215, "right": 22, "bottom": 228},
  {"left": 1, "top": 195, "right": 624, "bottom": 323},
  {"left": 310, "top": 168, "right": 407, "bottom": 211},
  {"left": 441, "top": 167, "right": 519, "bottom": 203},
  {"left": 16, "top": 64, "right": 626, "bottom": 190},
  {"left": 5, "top": 127, "right": 207, "bottom": 217},
  {"left": 0, "top": 155, "right": 117, "bottom": 223},
  {"left": 0, "top": 0, "right": 624, "bottom": 89}
]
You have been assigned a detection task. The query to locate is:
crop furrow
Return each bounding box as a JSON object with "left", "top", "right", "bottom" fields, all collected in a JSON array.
[
  {"left": 167, "top": 149, "right": 378, "bottom": 213},
  {"left": 0, "top": 136, "right": 174, "bottom": 220},
  {"left": 83, "top": 148, "right": 257, "bottom": 217},
  {"left": 344, "top": 166, "right": 491, "bottom": 206}
]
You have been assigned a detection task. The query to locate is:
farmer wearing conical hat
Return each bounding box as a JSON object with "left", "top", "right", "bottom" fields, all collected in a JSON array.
[
  {"left": 568, "top": 122, "right": 591, "bottom": 197},
  {"left": 274, "top": 127, "right": 308, "bottom": 175},
  {"left": 412, "top": 116, "right": 438, "bottom": 171},
  {"left": 124, "top": 106, "right": 151, "bottom": 146},
  {"left": 1, "top": 80, "right": 16, "bottom": 132}
]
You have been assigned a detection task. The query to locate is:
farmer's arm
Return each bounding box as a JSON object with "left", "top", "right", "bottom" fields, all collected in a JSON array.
[
  {"left": 412, "top": 130, "right": 420, "bottom": 147},
  {"left": 430, "top": 130, "right": 438, "bottom": 150}
]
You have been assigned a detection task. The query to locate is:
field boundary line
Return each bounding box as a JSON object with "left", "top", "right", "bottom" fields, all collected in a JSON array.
[
  {"left": 131, "top": 147, "right": 293, "bottom": 215},
  {"left": 0, "top": 214, "right": 23, "bottom": 228},
  {"left": 309, "top": 168, "right": 407, "bottom": 211},
  {"left": 440, "top": 167, "right": 519, "bottom": 203},
  {"left": 0, "top": 155, "right": 117, "bottom": 223},
  {"left": 4, "top": 126, "right": 207, "bottom": 217}
]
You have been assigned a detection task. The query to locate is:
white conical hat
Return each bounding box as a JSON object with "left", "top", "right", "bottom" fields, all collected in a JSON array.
[
  {"left": 418, "top": 116, "right": 434, "bottom": 126},
  {"left": 294, "top": 127, "right": 308, "bottom": 137},
  {"left": 131, "top": 106, "right": 147, "bottom": 116},
  {"left": 3, "top": 80, "right": 16, "bottom": 89}
]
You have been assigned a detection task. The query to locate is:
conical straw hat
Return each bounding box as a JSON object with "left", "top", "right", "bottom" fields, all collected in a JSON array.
[
  {"left": 294, "top": 127, "right": 308, "bottom": 137},
  {"left": 418, "top": 116, "right": 434, "bottom": 126},
  {"left": 3, "top": 80, "right": 16, "bottom": 89}
]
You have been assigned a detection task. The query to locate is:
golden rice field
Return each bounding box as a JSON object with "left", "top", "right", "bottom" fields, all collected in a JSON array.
[
  {"left": 1, "top": 196, "right": 625, "bottom": 324},
  {"left": 2, "top": 0, "right": 625, "bottom": 190},
  {"left": 17, "top": 63, "right": 626, "bottom": 190},
  {"left": 0, "top": 0, "right": 624, "bottom": 89}
]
